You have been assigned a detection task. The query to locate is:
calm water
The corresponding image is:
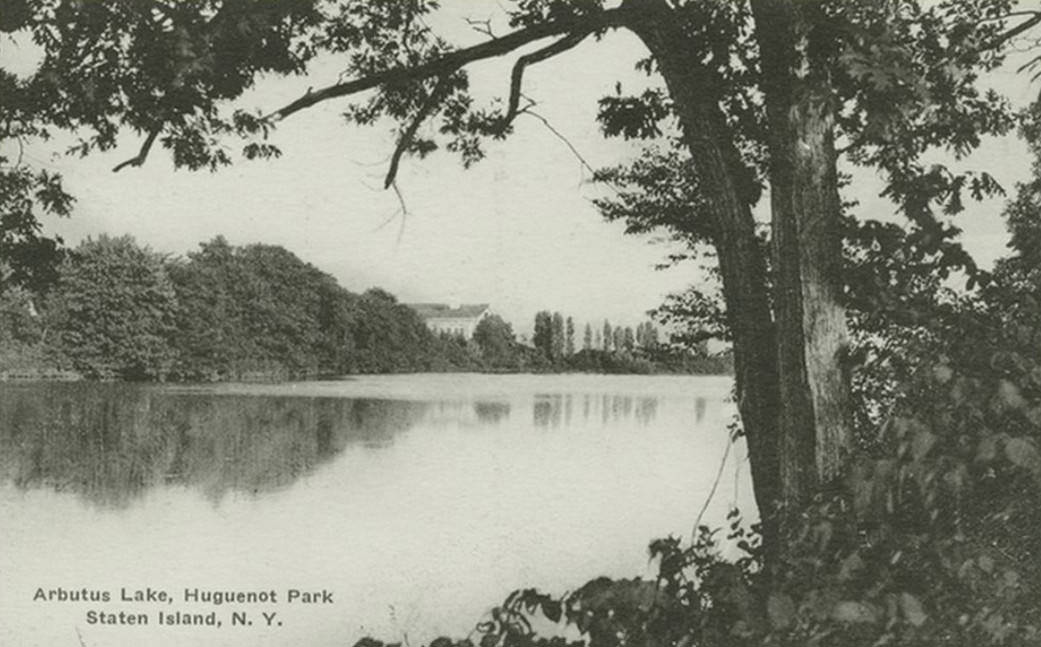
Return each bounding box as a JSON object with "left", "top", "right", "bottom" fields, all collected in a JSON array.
[{"left": 0, "top": 374, "right": 751, "bottom": 647}]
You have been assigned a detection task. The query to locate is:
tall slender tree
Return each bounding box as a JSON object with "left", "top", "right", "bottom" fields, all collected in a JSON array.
[
  {"left": 612, "top": 326, "right": 625, "bottom": 354},
  {"left": 623, "top": 326, "right": 635, "bottom": 352},
  {"left": 551, "top": 312, "right": 565, "bottom": 361},
  {"left": 565, "top": 316, "right": 575, "bottom": 356},
  {"left": 533, "top": 310, "right": 553, "bottom": 359},
  {"left": 645, "top": 323, "right": 659, "bottom": 348}
]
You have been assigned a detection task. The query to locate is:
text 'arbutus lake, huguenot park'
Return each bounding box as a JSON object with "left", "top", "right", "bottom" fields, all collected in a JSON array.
[{"left": 0, "top": 373, "right": 750, "bottom": 647}]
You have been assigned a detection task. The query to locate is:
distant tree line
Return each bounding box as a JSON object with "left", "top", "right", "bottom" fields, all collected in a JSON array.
[
  {"left": 526, "top": 310, "right": 730, "bottom": 374},
  {"left": 464, "top": 309, "right": 729, "bottom": 375},
  {"left": 0, "top": 235, "right": 477, "bottom": 380},
  {"left": 0, "top": 235, "right": 732, "bottom": 380}
]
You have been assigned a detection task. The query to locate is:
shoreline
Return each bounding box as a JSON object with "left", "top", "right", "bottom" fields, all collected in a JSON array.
[{"left": 0, "top": 366, "right": 734, "bottom": 384}]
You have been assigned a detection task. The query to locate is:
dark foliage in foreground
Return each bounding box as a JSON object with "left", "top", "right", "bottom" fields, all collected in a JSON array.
[
  {"left": 346, "top": 106, "right": 1041, "bottom": 646},
  {"left": 350, "top": 274, "right": 1041, "bottom": 646}
]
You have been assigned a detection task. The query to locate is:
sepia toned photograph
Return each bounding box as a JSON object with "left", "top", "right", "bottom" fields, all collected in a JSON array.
[{"left": 2, "top": 1, "right": 1040, "bottom": 646}]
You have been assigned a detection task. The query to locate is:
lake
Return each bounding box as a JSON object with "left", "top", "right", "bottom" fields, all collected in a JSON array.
[{"left": 0, "top": 373, "right": 753, "bottom": 647}]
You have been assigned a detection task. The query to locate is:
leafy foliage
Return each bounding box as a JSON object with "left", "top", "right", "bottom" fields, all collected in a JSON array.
[
  {"left": 44, "top": 235, "right": 178, "bottom": 380},
  {"left": 0, "top": 152, "right": 73, "bottom": 293},
  {"left": 1, "top": 0, "right": 324, "bottom": 290},
  {"left": 2, "top": 234, "right": 515, "bottom": 380},
  {"left": 473, "top": 314, "right": 520, "bottom": 370},
  {"left": 11, "top": 0, "right": 322, "bottom": 159},
  {"left": 167, "top": 236, "right": 357, "bottom": 379},
  {"left": 0, "top": 285, "right": 47, "bottom": 369},
  {"left": 349, "top": 288, "right": 437, "bottom": 373},
  {"left": 167, "top": 239, "right": 486, "bottom": 378}
]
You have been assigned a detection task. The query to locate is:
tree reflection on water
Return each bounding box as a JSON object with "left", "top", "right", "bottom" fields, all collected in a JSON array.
[
  {"left": 0, "top": 384, "right": 431, "bottom": 508},
  {"left": 533, "top": 393, "right": 686, "bottom": 429},
  {"left": 0, "top": 382, "right": 685, "bottom": 509}
]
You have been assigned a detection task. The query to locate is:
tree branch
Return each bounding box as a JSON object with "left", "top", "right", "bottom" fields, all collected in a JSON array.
[
  {"left": 112, "top": 127, "right": 161, "bottom": 172},
  {"left": 15, "top": 134, "right": 25, "bottom": 167},
  {"left": 391, "top": 181, "right": 409, "bottom": 245},
  {"left": 464, "top": 17, "right": 496, "bottom": 38},
  {"left": 985, "top": 11, "right": 1041, "bottom": 51},
  {"left": 263, "top": 7, "right": 633, "bottom": 123},
  {"left": 385, "top": 74, "right": 453, "bottom": 188},
  {"left": 500, "top": 31, "right": 589, "bottom": 131},
  {"left": 522, "top": 109, "right": 598, "bottom": 177}
]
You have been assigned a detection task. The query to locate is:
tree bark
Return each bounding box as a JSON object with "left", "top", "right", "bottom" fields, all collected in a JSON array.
[
  {"left": 751, "top": 0, "right": 852, "bottom": 511},
  {"left": 626, "top": 2, "right": 783, "bottom": 559},
  {"left": 629, "top": 0, "right": 854, "bottom": 557}
]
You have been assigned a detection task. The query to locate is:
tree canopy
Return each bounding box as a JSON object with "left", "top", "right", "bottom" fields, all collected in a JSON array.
[
  {"left": 45, "top": 234, "right": 178, "bottom": 380},
  {"left": 5, "top": 234, "right": 503, "bottom": 379}
]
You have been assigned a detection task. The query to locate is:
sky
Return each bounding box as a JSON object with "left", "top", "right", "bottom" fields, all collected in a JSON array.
[{"left": 4, "top": 4, "right": 1038, "bottom": 335}]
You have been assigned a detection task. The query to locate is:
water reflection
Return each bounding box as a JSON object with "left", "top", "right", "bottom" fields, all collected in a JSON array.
[
  {"left": 0, "top": 381, "right": 674, "bottom": 510},
  {"left": 473, "top": 401, "right": 511, "bottom": 424},
  {"left": 534, "top": 393, "right": 663, "bottom": 428},
  {"left": 0, "top": 375, "right": 739, "bottom": 647},
  {"left": 695, "top": 397, "right": 707, "bottom": 423},
  {"left": 0, "top": 384, "right": 430, "bottom": 508}
]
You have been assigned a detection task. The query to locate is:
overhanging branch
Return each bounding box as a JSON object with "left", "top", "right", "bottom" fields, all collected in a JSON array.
[
  {"left": 501, "top": 31, "right": 589, "bottom": 131},
  {"left": 984, "top": 10, "right": 1041, "bottom": 51},
  {"left": 112, "top": 126, "right": 161, "bottom": 172},
  {"left": 385, "top": 74, "right": 453, "bottom": 188},
  {"left": 264, "top": 7, "right": 633, "bottom": 123}
]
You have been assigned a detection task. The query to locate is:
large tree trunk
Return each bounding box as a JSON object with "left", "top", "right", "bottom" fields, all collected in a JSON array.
[
  {"left": 627, "top": 2, "right": 783, "bottom": 560},
  {"left": 752, "top": 0, "right": 852, "bottom": 510},
  {"left": 628, "top": 0, "right": 854, "bottom": 559}
]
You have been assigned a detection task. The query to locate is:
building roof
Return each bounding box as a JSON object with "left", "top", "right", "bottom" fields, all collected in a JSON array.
[{"left": 407, "top": 303, "right": 489, "bottom": 320}]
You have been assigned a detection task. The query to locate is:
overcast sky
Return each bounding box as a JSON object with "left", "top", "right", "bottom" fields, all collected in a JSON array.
[{"left": 5, "top": 4, "right": 1037, "bottom": 334}]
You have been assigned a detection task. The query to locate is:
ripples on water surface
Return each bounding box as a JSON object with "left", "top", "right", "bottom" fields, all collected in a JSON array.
[{"left": 0, "top": 373, "right": 750, "bottom": 647}]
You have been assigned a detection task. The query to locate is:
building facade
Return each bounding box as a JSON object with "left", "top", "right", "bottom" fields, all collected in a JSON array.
[{"left": 407, "top": 303, "right": 490, "bottom": 339}]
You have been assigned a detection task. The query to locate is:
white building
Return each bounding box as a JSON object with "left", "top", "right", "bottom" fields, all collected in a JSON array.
[{"left": 407, "top": 303, "right": 490, "bottom": 339}]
